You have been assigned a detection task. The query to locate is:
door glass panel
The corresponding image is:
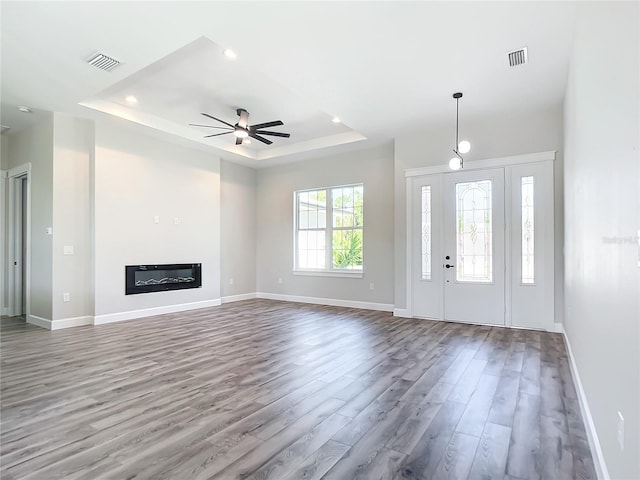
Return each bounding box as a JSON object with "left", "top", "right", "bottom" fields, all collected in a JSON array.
[
  {"left": 421, "top": 186, "right": 432, "bottom": 280},
  {"left": 521, "top": 176, "right": 535, "bottom": 283},
  {"left": 456, "top": 180, "right": 492, "bottom": 282}
]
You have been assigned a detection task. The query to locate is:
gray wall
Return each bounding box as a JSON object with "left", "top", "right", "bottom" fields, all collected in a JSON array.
[
  {"left": 221, "top": 160, "right": 257, "bottom": 298},
  {"left": 93, "top": 119, "right": 221, "bottom": 316},
  {"left": 563, "top": 3, "right": 639, "bottom": 478},
  {"left": 257, "top": 144, "right": 394, "bottom": 305},
  {"left": 52, "top": 113, "right": 93, "bottom": 320},
  {"left": 394, "top": 106, "right": 565, "bottom": 324},
  {"left": 0, "top": 135, "right": 8, "bottom": 312},
  {"left": 5, "top": 115, "right": 54, "bottom": 319}
]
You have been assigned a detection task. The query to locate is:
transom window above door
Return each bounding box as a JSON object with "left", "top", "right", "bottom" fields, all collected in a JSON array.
[{"left": 294, "top": 184, "right": 363, "bottom": 277}]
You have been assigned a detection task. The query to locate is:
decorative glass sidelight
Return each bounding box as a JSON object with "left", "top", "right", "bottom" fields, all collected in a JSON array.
[
  {"left": 421, "top": 186, "right": 432, "bottom": 280},
  {"left": 455, "top": 180, "right": 493, "bottom": 282},
  {"left": 521, "top": 176, "right": 535, "bottom": 283}
]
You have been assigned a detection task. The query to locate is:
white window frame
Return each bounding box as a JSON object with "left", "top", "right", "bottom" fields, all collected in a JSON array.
[{"left": 293, "top": 183, "right": 364, "bottom": 278}]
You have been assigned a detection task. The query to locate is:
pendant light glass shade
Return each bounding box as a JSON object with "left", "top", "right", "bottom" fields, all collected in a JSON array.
[
  {"left": 449, "top": 157, "right": 462, "bottom": 170},
  {"left": 458, "top": 140, "right": 471, "bottom": 154}
]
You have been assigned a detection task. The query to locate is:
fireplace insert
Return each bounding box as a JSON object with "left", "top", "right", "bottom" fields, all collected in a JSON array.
[{"left": 125, "top": 263, "right": 202, "bottom": 295}]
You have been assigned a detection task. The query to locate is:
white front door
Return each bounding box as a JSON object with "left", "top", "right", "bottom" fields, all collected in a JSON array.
[
  {"left": 442, "top": 168, "right": 505, "bottom": 325},
  {"left": 409, "top": 158, "right": 555, "bottom": 330},
  {"left": 411, "top": 168, "right": 505, "bottom": 326}
]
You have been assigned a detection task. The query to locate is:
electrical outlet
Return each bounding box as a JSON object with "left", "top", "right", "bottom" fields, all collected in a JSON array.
[
  {"left": 369, "top": 282, "right": 375, "bottom": 290},
  {"left": 617, "top": 411, "right": 624, "bottom": 451},
  {"left": 174, "top": 217, "right": 180, "bottom": 225},
  {"left": 63, "top": 293, "right": 70, "bottom": 302},
  {"left": 229, "top": 278, "right": 234, "bottom": 285},
  {"left": 153, "top": 215, "right": 160, "bottom": 224},
  {"left": 278, "top": 277, "right": 283, "bottom": 284}
]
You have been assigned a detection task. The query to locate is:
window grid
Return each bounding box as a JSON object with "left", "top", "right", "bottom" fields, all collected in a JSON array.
[
  {"left": 421, "top": 185, "right": 432, "bottom": 280},
  {"left": 296, "top": 190, "right": 327, "bottom": 270},
  {"left": 295, "top": 184, "right": 363, "bottom": 272},
  {"left": 521, "top": 176, "right": 535, "bottom": 284}
]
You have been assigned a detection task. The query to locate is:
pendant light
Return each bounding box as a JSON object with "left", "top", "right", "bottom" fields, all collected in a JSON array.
[{"left": 449, "top": 92, "right": 471, "bottom": 170}]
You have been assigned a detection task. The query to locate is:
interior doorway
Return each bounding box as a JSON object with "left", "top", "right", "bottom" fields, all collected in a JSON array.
[{"left": 7, "top": 164, "right": 31, "bottom": 318}]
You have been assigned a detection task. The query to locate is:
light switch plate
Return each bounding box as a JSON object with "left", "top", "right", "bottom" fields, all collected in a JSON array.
[{"left": 63, "top": 245, "right": 74, "bottom": 255}]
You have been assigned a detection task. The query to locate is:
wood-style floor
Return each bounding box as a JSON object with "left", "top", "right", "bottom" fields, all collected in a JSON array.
[{"left": 1, "top": 299, "right": 596, "bottom": 480}]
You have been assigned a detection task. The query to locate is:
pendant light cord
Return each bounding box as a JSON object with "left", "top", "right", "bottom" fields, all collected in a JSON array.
[{"left": 455, "top": 97, "right": 459, "bottom": 153}]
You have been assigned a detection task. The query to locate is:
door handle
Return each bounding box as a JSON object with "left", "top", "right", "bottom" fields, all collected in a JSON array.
[{"left": 444, "top": 264, "right": 454, "bottom": 269}]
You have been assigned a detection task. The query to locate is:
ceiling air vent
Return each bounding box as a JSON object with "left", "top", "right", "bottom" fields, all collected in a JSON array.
[
  {"left": 86, "top": 52, "right": 121, "bottom": 72},
  {"left": 507, "top": 47, "right": 528, "bottom": 67}
]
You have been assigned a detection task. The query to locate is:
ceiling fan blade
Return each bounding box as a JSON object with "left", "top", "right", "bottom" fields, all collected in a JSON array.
[
  {"left": 204, "top": 131, "right": 233, "bottom": 138},
  {"left": 237, "top": 109, "right": 249, "bottom": 128},
  {"left": 248, "top": 131, "right": 273, "bottom": 145},
  {"left": 249, "top": 120, "right": 283, "bottom": 130},
  {"left": 254, "top": 130, "right": 290, "bottom": 138},
  {"left": 235, "top": 137, "right": 243, "bottom": 145},
  {"left": 201, "top": 113, "right": 235, "bottom": 128},
  {"left": 189, "top": 123, "right": 233, "bottom": 130}
]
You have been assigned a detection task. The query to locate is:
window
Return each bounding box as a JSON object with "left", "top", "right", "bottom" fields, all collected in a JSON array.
[
  {"left": 421, "top": 186, "right": 432, "bottom": 280},
  {"left": 295, "top": 184, "right": 363, "bottom": 275},
  {"left": 521, "top": 176, "right": 535, "bottom": 284},
  {"left": 455, "top": 180, "right": 493, "bottom": 283}
]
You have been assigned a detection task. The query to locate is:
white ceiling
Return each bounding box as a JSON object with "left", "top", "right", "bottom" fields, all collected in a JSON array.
[{"left": 1, "top": 1, "right": 578, "bottom": 167}]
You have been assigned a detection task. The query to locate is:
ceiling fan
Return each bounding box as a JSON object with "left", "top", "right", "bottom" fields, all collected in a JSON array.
[{"left": 190, "top": 108, "right": 290, "bottom": 145}]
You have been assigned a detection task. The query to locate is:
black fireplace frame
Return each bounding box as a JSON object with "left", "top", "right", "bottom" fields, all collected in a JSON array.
[{"left": 125, "top": 263, "right": 202, "bottom": 295}]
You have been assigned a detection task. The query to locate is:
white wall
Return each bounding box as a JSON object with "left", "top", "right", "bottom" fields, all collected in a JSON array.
[
  {"left": 563, "top": 3, "right": 639, "bottom": 479},
  {"left": 394, "top": 106, "right": 565, "bottom": 325},
  {"left": 256, "top": 144, "right": 394, "bottom": 306},
  {"left": 93, "top": 119, "right": 221, "bottom": 317},
  {"left": 221, "top": 160, "right": 257, "bottom": 298},
  {"left": 52, "top": 113, "right": 93, "bottom": 321},
  {"left": 5, "top": 115, "right": 54, "bottom": 319}
]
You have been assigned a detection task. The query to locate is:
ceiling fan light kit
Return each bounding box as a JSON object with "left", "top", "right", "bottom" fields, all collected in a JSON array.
[
  {"left": 449, "top": 92, "right": 470, "bottom": 170},
  {"left": 190, "top": 108, "right": 290, "bottom": 146}
]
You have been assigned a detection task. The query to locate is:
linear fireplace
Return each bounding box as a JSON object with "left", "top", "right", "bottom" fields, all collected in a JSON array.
[{"left": 125, "top": 263, "right": 202, "bottom": 295}]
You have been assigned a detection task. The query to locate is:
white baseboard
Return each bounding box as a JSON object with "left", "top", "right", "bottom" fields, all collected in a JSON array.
[
  {"left": 393, "top": 308, "right": 411, "bottom": 318},
  {"left": 94, "top": 299, "right": 222, "bottom": 325},
  {"left": 221, "top": 292, "right": 257, "bottom": 304},
  {"left": 27, "top": 314, "right": 52, "bottom": 330},
  {"left": 551, "top": 322, "right": 563, "bottom": 333},
  {"left": 561, "top": 325, "right": 610, "bottom": 480},
  {"left": 256, "top": 292, "right": 394, "bottom": 312},
  {"left": 51, "top": 316, "right": 93, "bottom": 330}
]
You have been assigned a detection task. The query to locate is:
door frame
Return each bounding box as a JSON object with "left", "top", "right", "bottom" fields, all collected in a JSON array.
[
  {"left": 6, "top": 163, "right": 32, "bottom": 317},
  {"left": 404, "top": 150, "right": 556, "bottom": 324}
]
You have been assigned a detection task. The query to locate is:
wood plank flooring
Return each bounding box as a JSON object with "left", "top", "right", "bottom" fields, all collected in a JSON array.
[{"left": 0, "top": 299, "right": 597, "bottom": 479}]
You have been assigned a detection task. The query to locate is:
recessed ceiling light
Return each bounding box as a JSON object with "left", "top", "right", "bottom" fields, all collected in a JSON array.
[
  {"left": 18, "top": 106, "right": 32, "bottom": 113},
  {"left": 332, "top": 117, "right": 341, "bottom": 123},
  {"left": 223, "top": 49, "right": 237, "bottom": 59},
  {"left": 125, "top": 95, "right": 138, "bottom": 104}
]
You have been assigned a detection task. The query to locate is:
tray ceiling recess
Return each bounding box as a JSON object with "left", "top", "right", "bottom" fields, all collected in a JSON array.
[{"left": 79, "top": 37, "right": 366, "bottom": 161}]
